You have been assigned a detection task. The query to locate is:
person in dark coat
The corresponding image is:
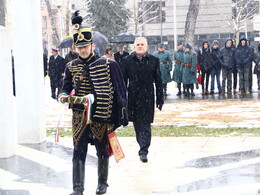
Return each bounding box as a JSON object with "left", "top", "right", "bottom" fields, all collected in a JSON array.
[
  {"left": 210, "top": 40, "right": 222, "bottom": 94},
  {"left": 122, "top": 37, "right": 164, "bottom": 163},
  {"left": 232, "top": 39, "right": 238, "bottom": 94},
  {"left": 114, "top": 45, "right": 129, "bottom": 69},
  {"left": 65, "top": 45, "right": 79, "bottom": 64},
  {"left": 219, "top": 39, "right": 235, "bottom": 95},
  {"left": 234, "top": 36, "right": 253, "bottom": 94},
  {"left": 247, "top": 39, "right": 254, "bottom": 93},
  {"left": 253, "top": 43, "right": 260, "bottom": 93},
  {"left": 48, "top": 48, "right": 66, "bottom": 99},
  {"left": 59, "top": 11, "right": 128, "bottom": 195},
  {"left": 198, "top": 41, "right": 213, "bottom": 95},
  {"left": 43, "top": 53, "right": 48, "bottom": 77}
]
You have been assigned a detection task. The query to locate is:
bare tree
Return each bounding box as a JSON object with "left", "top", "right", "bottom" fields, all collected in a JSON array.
[
  {"left": 131, "top": 0, "right": 164, "bottom": 35},
  {"left": 211, "top": 0, "right": 259, "bottom": 45},
  {"left": 184, "top": 0, "right": 200, "bottom": 47},
  {"left": 44, "top": 0, "right": 60, "bottom": 46}
]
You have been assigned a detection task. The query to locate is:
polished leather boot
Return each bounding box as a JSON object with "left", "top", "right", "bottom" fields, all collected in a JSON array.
[
  {"left": 70, "top": 159, "right": 85, "bottom": 195},
  {"left": 96, "top": 158, "right": 109, "bottom": 194}
]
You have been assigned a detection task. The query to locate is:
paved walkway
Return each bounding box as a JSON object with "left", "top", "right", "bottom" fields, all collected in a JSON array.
[
  {"left": 1, "top": 78, "right": 260, "bottom": 195},
  {"left": 1, "top": 137, "right": 260, "bottom": 195}
]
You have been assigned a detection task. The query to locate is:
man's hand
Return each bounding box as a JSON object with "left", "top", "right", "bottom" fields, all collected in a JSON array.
[{"left": 157, "top": 103, "right": 163, "bottom": 111}]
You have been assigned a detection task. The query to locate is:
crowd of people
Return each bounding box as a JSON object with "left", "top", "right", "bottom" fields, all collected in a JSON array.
[{"left": 45, "top": 36, "right": 260, "bottom": 101}]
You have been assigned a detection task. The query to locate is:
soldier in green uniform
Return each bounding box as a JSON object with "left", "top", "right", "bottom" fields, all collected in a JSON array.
[
  {"left": 181, "top": 44, "right": 198, "bottom": 96},
  {"left": 172, "top": 41, "right": 185, "bottom": 96},
  {"left": 153, "top": 43, "right": 172, "bottom": 98}
]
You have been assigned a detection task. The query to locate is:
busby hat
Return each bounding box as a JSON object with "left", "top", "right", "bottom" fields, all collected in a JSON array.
[{"left": 72, "top": 11, "right": 92, "bottom": 47}]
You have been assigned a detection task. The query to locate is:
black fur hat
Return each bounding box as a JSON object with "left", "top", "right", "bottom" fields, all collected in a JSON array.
[{"left": 72, "top": 11, "right": 92, "bottom": 47}]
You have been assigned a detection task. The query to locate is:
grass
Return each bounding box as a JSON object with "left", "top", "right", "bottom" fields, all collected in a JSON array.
[{"left": 47, "top": 126, "right": 260, "bottom": 137}]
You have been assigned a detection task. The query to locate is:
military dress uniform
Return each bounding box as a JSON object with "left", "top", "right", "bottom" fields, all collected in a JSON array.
[
  {"left": 172, "top": 45, "right": 184, "bottom": 96},
  {"left": 59, "top": 11, "right": 128, "bottom": 195},
  {"left": 153, "top": 44, "right": 172, "bottom": 98},
  {"left": 181, "top": 44, "right": 198, "bottom": 96}
]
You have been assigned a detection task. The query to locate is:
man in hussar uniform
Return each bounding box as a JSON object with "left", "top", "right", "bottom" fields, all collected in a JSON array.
[
  {"left": 59, "top": 11, "right": 128, "bottom": 195},
  {"left": 153, "top": 43, "right": 172, "bottom": 98},
  {"left": 172, "top": 41, "right": 185, "bottom": 96},
  {"left": 181, "top": 44, "right": 198, "bottom": 97}
]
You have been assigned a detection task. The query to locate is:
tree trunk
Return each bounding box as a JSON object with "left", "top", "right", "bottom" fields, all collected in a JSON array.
[
  {"left": 184, "top": 0, "right": 200, "bottom": 48},
  {"left": 45, "top": 0, "right": 60, "bottom": 46}
]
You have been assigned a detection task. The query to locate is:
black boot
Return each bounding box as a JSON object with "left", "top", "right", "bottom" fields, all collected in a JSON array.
[
  {"left": 176, "top": 88, "right": 181, "bottom": 96},
  {"left": 96, "top": 158, "right": 109, "bottom": 194},
  {"left": 70, "top": 159, "right": 85, "bottom": 195}
]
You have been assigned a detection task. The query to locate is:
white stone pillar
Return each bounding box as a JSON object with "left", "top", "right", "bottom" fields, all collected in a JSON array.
[
  {"left": 12, "top": 0, "right": 46, "bottom": 143},
  {"left": 0, "top": 0, "right": 16, "bottom": 158}
]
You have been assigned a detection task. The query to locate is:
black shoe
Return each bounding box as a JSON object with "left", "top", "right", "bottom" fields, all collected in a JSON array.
[
  {"left": 140, "top": 155, "right": 148, "bottom": 163},
  {"left": 51, "top": 94, "right": 56, "bottom": 99},
  {"left": 210, "top": 91, "right": 214, "bottom": 95},
  {"left": 176, "top": 91, "right": 181, "bottom": 96},
  {"left": 70, "top": 191, "right": 83, "bottom": 195},
  {"left": 96, "top": 183, "right": 109, "bottom": 194},
  {"left": 183, "top": 91, "right": 187, "bottom": 95},
  {"left": 190, "top": 92, "right": 195, "bottom": 96}
]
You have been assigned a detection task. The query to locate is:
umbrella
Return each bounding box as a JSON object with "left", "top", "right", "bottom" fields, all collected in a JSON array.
[
  {"left": 58, "top": 36, "right": 73, "bottom": 49},
  {"left": 111, "top": 32, "right": 140, "bottom": 44},
  {"left": 57, "top": 31, "right": 108, "bottom": 49},
  {"left": 93, "top": 31, "right": 108, "bottom": 48}
]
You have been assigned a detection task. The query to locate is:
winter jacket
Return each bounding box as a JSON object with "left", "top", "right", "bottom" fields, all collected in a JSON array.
[
  {"left": 234, "top": 36, "right": 253, "bottom": 69},
  {"left": 122, "top": 52, "right": 164, "bottom": 123},
  {"left": 219, "top": 39, "right": 235, "bottom": 70},
  {"left": 48, "top": 55, "right": 66, "bottom": 88},
  {"left": 198, "top": 41, "right": 213, "bottom": 72},
  {"left": 210, "top": 42, "right": 221, "bottom": 70},
  {"left": 254, "top": 51, "right": 260, "bottom": 74}
]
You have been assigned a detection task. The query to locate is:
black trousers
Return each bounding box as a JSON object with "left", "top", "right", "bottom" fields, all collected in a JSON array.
[
  {"left": 133, "top": 121, "right": 151, "bottom": 156},
  {"left": 201, "top": 70, "right": 210, "bottom": 91},
  {"left": 233, "top": 67, "right": 238, "bottom": 90},
  {"left": 73, "top": 125, "right": 109, "bottom": 162}
]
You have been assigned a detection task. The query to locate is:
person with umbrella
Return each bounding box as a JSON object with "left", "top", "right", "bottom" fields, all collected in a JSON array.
[
  {"left": 58, "top": 11, "right": 128, "bottom": 195},
  {"left": 114, "top": 45, "right": 129, "bottom": 69},
  {"left": 65, "top": 45, "right": 79, "bottom": 64}
]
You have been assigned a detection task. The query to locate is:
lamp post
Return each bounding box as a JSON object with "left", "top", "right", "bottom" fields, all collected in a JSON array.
[{"left": 56, "top": 0, "right": 63, "bottom": 43}]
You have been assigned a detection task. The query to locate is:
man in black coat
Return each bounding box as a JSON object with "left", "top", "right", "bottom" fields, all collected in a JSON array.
[
  {"left": 122, "top": 37, "right": 164, "bottom": 163},
  {"left": 219, "top": 39, "right": 235, "bottom": 95},
  {"left": 114, "top": 45, "right": 129, "bottom": 69},
  {"left": 48, "top": 48, "right": 66, "bottom": 99},
  {"left": 235, "top": 36, "right": 253, "bottom": 94},
  {"left": 43, "top": 53, "right": 48, "bottom": 77},
  {"left": 65, "top": 45, "right": 79, "bottom": 64},
  {"left": 198, "top": 41, "right": 213, "bottom": 95}
]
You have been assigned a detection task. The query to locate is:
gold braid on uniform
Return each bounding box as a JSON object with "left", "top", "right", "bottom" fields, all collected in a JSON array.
[
  {"left": 72, "top": 109, "right": 87, "bottom": 144},
  {"left": 68, "top": 57, "right": 115, "bottom": 143}
]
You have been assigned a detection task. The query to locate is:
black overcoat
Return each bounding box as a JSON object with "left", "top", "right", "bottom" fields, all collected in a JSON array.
[
  {"left": 122, "top": 52, "right": 164, "bottom": 124},
  {"left": 48, "top": 55, "right": 66, "bottom": 88}
]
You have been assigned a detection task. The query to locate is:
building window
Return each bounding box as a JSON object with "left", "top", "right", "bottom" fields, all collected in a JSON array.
[{"left": 138, "top": 1, "right": 166, "bottom": 24}]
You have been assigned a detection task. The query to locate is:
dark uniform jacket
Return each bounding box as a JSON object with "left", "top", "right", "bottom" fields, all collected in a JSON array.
[
  {"left": 61, "top": 54, "right": 128, "bottom": 134},
  {"left": 122, "top": 52, "right": 164, "bottom": 124},
  {"left": 48, "top": 55, "right": 66, "bottom": 88}
]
